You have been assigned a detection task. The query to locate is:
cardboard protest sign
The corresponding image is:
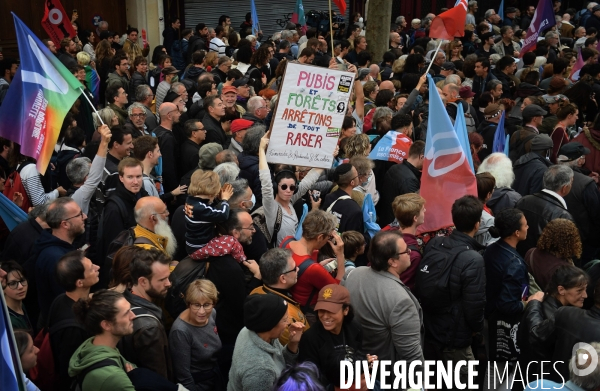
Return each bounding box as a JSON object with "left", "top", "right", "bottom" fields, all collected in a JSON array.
[{"left": 266, "top": 63, "right": 355, "bottom": 168}]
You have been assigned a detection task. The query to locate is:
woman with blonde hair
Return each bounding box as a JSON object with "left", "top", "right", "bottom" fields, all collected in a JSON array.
[
  {"left": 204, "top": 51, "right": 219, "bottom": 71},
  {"left": 446, "top": 40, "right": 464, "bottom": 61},
  {"left": 344, "top": 133, "right": 371, "bottom": 158},
  {"left": 525, "top": 219, "right": 583, "bottom": 291},
  {"left": 170, "top": 279, "right": 223, "bottom": 391}
]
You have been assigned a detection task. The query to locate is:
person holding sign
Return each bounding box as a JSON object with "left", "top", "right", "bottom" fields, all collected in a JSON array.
[{"left": 258, "top": 133, "right": 323, "bottom": 247}]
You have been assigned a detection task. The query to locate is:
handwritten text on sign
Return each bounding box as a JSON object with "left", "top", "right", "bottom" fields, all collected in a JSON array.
[{"left": 266, "top": 63, "right": 355, "bottom": 168}]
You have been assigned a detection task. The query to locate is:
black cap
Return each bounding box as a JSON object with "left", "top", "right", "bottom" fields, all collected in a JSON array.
[
  {"left": 441, "top": 62, "right": 456, "bottom": 71},
  {"left": 530, "top": 134, "right": 554, "bottom": 151},
  {"left": 232, "top": 77, "right": 250, "bottom": 87},
  {"left": 244, "top": 295, "right": 288, "bottom": 333},
  {"left": 558, "top": 142, "right": 591, "bottom": 162},
  {"left": 333, "top": 163, "right": 353, "bottom": 183},
  {"left": 506, "top": 7, "right": 518, "bottom": 14},
  {"left": 163, "top": 91, "right": 180, "bottom": 103}
]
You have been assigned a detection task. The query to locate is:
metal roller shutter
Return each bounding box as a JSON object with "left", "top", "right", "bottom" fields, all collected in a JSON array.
[{"left": 184, "top": 0, "right": 350, "bottom": 41}]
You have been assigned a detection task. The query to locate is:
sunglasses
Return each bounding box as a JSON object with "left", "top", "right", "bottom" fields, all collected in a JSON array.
[{"left": 279, "top": 184, "right": 297, "bottom": 192}]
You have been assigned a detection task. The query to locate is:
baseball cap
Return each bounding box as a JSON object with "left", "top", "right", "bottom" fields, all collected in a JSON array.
[
  {"left": 232, "top": 77, "right": 250, "bottom": 87},
  {"left": 522, "top": 104, "right": 547, "bottom": 117},
  {"left": 530, "top": 134, "right": 554, "bottom": 151},
  {"left": 557, "top": 142, "right": 591, "bottom": 162},
  {"left": 593, "top": 4, "right": 600, "bottom": 12},
  {"left": 221, "top": 85, "right": 237, "bottom": 95},
  {"left": 230, "top": 119, "right": 254, "bottom": 133},
  {"left": 441, "top": 62, "right": 456, "bottom": 71},
  {"left": 506, "top": 7, "right": 518, "bottom": 14},
  {"left": 314, "top": 284, "right": 351, "bottom": 313}
]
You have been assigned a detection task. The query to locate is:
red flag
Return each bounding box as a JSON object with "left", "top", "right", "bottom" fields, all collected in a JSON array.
[
  {"left": 332, "top": 0, "right": 347, "bottom": 16},
  {"left": 429, "top": 0, "right": 468, "bottom": 40},
  {"left": 41, "top": 0, "right": 77, "bottom": 46}
]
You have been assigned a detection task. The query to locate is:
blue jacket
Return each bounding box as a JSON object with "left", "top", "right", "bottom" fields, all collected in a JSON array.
[
  {"left": 34, "top": 230, "right": 76, "bottom": 321},
  {"left": 483, "top": 240, "right": 528, "bottom": 319}
]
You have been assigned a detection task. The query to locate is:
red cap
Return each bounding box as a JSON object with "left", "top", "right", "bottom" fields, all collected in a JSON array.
[
  {"left": 221, "top": 85, "right": 238, "bottom": 95},
  {"left": 230, "top": 119, "right": 254, "bottom": 133}
]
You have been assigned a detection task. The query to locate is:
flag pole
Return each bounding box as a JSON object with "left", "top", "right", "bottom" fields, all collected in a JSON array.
[
  {"left": 329, "top": 0, "right": 335, "bottom": 60},
  {"left": 424, "top": 40, "right": 443, "bottom": 75},
  {"left": 78, "top": 86, "right": 105, "bottom": 126}
]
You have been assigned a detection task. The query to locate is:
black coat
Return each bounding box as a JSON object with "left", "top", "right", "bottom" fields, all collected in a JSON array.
[
  {"left": 476, "top": 120, "right": 499, "bottom": 162},
  {"left": 238, "top": 153, "right": 261, "bottom": 206},
  {"left": 518, "top": 295, "right": 562, "bottom": 368},
  {"left": 1, "top": 218, "right": 45, "bottom": 265},
  {"left": 563, "top": 169, "right": 600, "bottom": 245},
  {"left": 153, "top": 126, "right": 179, "bottom": 193},
  {"left": 376, "top": 160, "right": 421, "bottom": 227},
  {"left": 180, "top": 139, "right": 200, "bottom": 176},
  {"left": 206, "top": 254, "right": 261, "bottom": 346},
  {"left": 202, "top": 113, "right": 230, "bottom": 149},
  {"left": 515, "top": 191, "right": 573, "bottom": 257},
  {"left": 512, "top": 152, "right": 552, "bottom": 197},
  {"left": 129, "top": 71, "right": 148, "bottom": 98},
  {"left": 421, "top": 232, "right": 486, "bottom": 349},
  {"left": 551, "top": 305, "right": 600, "bottom": 382}
]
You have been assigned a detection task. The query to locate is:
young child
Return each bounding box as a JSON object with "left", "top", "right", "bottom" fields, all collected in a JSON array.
[{"left": 184, "top": 169, "right": 234, "bottom": 255}]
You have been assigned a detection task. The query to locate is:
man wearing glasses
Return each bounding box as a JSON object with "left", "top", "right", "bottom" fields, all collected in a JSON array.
[
  {"left": 204, "top": 209, "right": 261, "bottom": 378},
  {"left": 250, "top": 248, "right": 309, "bottom": 345},
  {"left": 125, "top": 102, "right": 151, "bottom": 138},
  {"left": 242, "top": 96, "right": 269, "bottom": 125},
  {"left": 33, "top": 197, "right": 87, "bottom": 324}
]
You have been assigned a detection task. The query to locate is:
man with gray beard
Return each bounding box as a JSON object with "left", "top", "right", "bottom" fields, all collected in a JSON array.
[
  {"left": 132, "top": 196, "right": 178, "bottom": 260},
  {"left": 477, "top": 152, "right": 522, "bottom": 215}
]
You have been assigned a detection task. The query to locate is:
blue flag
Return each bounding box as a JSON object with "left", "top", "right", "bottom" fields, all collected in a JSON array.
[
  {"left": 454, "top": 106, "right": 475, "bottom": 173},
  {"left": 1, "top": 289, "right": 26, "bottom": 391},
  {"left": 498, "top": 0, "right": 505, "bottom": 23},
  {"left": 492, "top": 111, "right": 508, "bottom": 155},
  {"left": 0, "top": 193, "right": 28, "bottom": 231},
  {"left": 250, "top": 0, "right": 260, "bottom": 36}
]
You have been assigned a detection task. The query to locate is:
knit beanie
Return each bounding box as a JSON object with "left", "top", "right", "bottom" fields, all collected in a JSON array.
[{"left": 244, "top": 294, "right": 289, "bottom": 333}]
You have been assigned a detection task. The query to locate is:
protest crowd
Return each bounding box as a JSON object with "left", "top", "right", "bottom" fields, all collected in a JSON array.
[{"left": 6, "top": 0, "right": 600, "bottom": 390}]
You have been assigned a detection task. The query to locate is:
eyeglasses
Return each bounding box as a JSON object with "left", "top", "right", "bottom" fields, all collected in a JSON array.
[
  {"left": 281, "top": 266, "right": 298, "bottom": 275},
  {"left": 396, "top": 248, "right": 412, "bottom": 258},
  {"left": 239, "top": 225, "right": 256, "bottom": 232},
  {"left": 131, "top": 113, "right": 146, "bottom": 118},
  {"left": 279, "top": 184, "right": 297, "bottom": 191},
  {"left": 194, "top": 127, "right": 206, "bottom": 132},
  {"left": 64, "top": 210, "right": 84, "bottom": 221},
  {"left": 7, "top": 279, "right": 27, "bottom": 290},
  {"left": 190, "top": 302, "right": 214, "bottom": 311}
]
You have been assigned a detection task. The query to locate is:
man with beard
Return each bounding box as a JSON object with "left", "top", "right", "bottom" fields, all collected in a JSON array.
[
  {"left": 206, "top": 208, "right": 262, "bottom": 383},
  {"left": 132, "top": 197, "right": 178, "bottom": 259},
  {"left": 118, "top": 248, "right": 173, "bottom": 379},
  {"left": 69, "top": 290, "right": 138, "bottom": 390},
  {"left": 32, "top": 197, "right": 87, "bottom": 323}
]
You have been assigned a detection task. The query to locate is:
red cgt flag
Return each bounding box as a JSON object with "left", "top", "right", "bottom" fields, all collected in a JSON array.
[
  {"left": 41, "top": 0, "right": 77, "bottom": 46},
  {"left": 333, "top": 0, "right": 347, "bottom": 16},
  {"left": 429, "top": 0, "right": 468, "bottom": 40}
]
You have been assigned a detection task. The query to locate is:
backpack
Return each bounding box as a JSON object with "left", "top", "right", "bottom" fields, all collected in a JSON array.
[
  {"left": 148, "top": 68, "right": 161, "bottom": 94},
  {"left": 104, "top": 227, "right": 154, "bottom": 272},
  {"left": 31, "top": 316, "right": 86, "bottom": 391},
  {"left": 415, "top": 237, "right": 471, "bottom": 313},
  {"left": 4, "top": 162, "right": 33, "bottom": 212},
  {"left": 449, "top": 101, "right": 477, "bottom": 133},
  {"left": 251, "top": 205, "right": 283, "bottom": 248},
  {"left": 165, "top": 256, "right": 210, "bottom": 318},
  {"left": 70, "top": 359, "right": 119, "bottom": 391}
]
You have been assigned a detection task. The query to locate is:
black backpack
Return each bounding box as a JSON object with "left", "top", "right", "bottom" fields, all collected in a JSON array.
[
  {"left": 415, "top": 237, "right": 470, "bottom": 313},
  {"left": 165, "top": 256, "right": 210, "bottom": 318},
  {"left": 104, "top": 227, "right": 154, "bottom": 270}
]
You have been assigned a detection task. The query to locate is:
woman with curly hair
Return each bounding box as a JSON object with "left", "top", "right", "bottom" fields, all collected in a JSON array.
[
  {"left": 524, "top": 218, "right": 583, "bottom": 291},
  {"left": 344, "top": 133, "right": 371, "bottom": 159}
]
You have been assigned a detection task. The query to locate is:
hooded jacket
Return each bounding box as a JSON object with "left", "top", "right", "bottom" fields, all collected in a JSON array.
[
  {"left": 68, "top": 337, "right": 136, "bottom": 391},
  {"left": 33, "top": 230, "right": 76, "bottom": 321},
  {"left": 512, "top": 152, "right": 552, "bottom": 197},
  {"left": 107, "top": 71, "right": 130, "bottom": 92},
  {"left": 420, "top": 232, "right": 486, "bottom": 349},
  {"left": 487, "top": 187, "right": 522, "bottom": 215}
]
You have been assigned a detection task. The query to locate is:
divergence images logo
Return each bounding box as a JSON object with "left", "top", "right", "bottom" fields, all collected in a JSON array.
[{"left": 572, "top": 343, "right": 599, "bottom": 377}]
